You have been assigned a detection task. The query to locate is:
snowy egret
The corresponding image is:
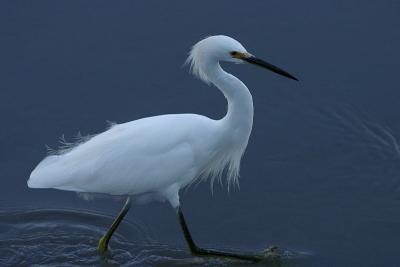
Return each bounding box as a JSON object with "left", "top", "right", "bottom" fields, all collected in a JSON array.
[{"left": 28, "top": 35, "right": 298, "bottom": 262}]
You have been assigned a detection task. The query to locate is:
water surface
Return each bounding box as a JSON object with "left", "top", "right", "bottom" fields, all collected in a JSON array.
[{"left": 0, "top": 1, "right": 399, "bottom": 266}]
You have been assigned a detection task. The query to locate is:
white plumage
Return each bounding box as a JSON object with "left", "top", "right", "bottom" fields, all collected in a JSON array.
[{"left": 28, "top": 35, "right": 254, "bottom": 208}]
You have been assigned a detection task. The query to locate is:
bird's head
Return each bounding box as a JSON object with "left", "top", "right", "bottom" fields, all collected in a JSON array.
[{"left": 186, "top": 35, "right": 298, "bottom": 83}]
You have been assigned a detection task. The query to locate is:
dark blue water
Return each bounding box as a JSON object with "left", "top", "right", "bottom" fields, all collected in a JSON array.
[{"left": 1, "top": 1, "right": 399, "bottom": 266}]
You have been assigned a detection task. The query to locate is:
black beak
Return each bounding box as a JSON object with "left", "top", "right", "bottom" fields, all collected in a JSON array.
[{"left": 243, "top": 56, "right": 298, "bottom": 81}]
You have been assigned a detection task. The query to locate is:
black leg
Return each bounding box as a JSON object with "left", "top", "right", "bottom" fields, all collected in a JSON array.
[
  {"left": 177, "top": 206, "right": 265, "bottom": 262},
  {"left": 98, "top": 196, "right": 132, "bottom": 253}
]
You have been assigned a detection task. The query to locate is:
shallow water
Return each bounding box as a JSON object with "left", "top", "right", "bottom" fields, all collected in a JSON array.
[
  {"left": 0, "top": 209, "right": 309, "bottom": 266},
  {"left": 1, "top": 0, "right": 400, "bottom": 266}
]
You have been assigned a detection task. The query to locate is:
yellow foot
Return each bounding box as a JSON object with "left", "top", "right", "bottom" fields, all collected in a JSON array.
[
  {"left": 97, "top": 236, "right": 108, "bottom": 253},
  {"left": 262, "top": 246, "right": 283, "bottom": 260}
]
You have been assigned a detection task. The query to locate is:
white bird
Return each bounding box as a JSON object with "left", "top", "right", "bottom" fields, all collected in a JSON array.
[{"left": 28, "top": 35, "right": 297, "bottom": 262}]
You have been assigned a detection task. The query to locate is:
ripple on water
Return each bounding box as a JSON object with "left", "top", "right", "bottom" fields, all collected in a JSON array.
[
  {"left": 0, "top": 209, "right": 309, "bottom": 266},
  {"left": 0, "top": 209, "right": 177, "bottom": 266}
]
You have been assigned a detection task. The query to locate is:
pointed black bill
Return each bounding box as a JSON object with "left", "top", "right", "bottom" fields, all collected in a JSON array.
[{"left": 243, "top": 56, "right": 298, "bottom": 81}]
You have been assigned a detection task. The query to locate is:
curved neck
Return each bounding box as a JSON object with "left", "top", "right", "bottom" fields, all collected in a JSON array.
[{"left": 203, "top": 62, "right": 254, "bottom": 136}]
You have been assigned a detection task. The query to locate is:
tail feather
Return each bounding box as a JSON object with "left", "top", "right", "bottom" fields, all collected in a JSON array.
[{"left": 28, "top": 155, "right": 61, "bottom": 188}]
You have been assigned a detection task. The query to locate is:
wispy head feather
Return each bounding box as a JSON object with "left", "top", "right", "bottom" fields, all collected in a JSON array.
[
  {"left": 185, "top": 36, "right": 213, "bottom": 84},
  {"left": 185, "top": 35, "right": 247, "bottom": 85}
]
